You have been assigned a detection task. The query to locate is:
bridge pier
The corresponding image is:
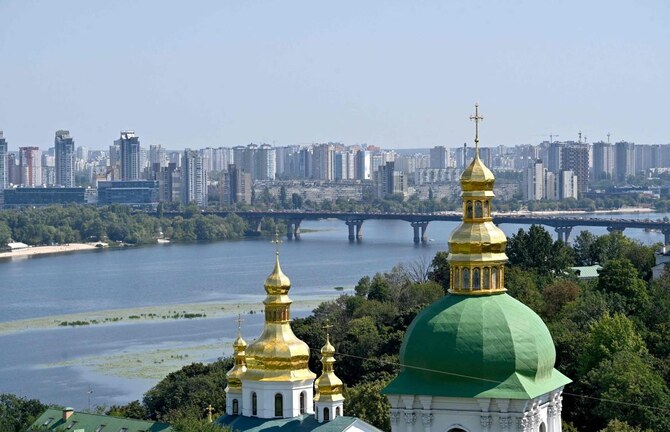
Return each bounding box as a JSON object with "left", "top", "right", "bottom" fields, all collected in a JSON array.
[
  {"left": 411, "top": 221, "right": 430, "bottom": 244},
  {"left": 607, "top": 226, "right": 625, "bottom": 235},
  {"left": 292, "top": 219, "right": 302, "bottom": 240},
  {"left": 554, "top": 226, "right": 573, "bottom": 244},
  {"left": 663, "top": 228, "right": 670, "bottom": 245},
  {"left": 346, "top": 220, "right": 364, "bottom": 242}
]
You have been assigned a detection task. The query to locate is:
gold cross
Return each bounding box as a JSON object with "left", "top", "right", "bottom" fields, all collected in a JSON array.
[
  {"left": 271, "top": 227, "right": 283, "bottom": 255},
  {"left": 206, "top": 404, "right": 215, "bottom": 422},
  {"left": 469, "top": 103, "right": 484, "bottom": 154},
  {"left": 323, "top": 319, "right": 333, "bottom": 343},
  {"left": 235, "top": 313, "right": 244, "bottom": 334}
]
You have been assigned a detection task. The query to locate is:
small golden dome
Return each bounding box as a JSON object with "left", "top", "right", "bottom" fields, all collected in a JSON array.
[
  {"left": 461, "top": 154, "right": 495, "bottom": 192},
  {"left": 264, "top": 252, "right": 291, "bottom": 295},
  {"left": 233, "top": 334, "right": 247, "bottom": 349}
]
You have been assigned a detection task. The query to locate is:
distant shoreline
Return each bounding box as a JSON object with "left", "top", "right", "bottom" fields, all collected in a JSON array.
[
  {"left": 0, "top": 243, "right": 100, "bottom": 260},
  {"left": 493, "top": 206, "right": 657, "bottom": 216}
]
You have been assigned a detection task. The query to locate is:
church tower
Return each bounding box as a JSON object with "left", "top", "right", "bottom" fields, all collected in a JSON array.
[
  {"left": 239, "top": 244, "right": 316, "bottom": 419},
  {"left": 314, "top": 321, "right": 345, "bottom": 423},
  {"left": 383, "top": 105, "right": 571, "bottom": 432}
]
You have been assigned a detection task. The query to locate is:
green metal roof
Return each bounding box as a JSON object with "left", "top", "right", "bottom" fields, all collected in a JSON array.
[
  {"left": 29, "top": 409, "right": 172, "bottom": 432},
  {"left": 216, "top": 414, "right": 381, "bottom": 432},
  {"left": 383, "top": 293, "right": 571, "bottom": 399}
]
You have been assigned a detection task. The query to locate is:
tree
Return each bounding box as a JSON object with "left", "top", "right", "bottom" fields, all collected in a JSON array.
[
  {"left": 0, "top": 393, "right": 48, "bottom": 432},
  {"left": 598, "top": 419, "right": 653, "bottom": 432},
  {"left": 279, "top": 186, "right": 287, "bottom": 208},
  {"left": 596, "top": 259, "right": 650, "bottom": 315},
  {"left": 344, "top": 379, "right": 391, "bottom": 431},
  {"left": 367, "top": 273, "right": 391, "bottom": 303},
  {"left": 506, "top": 225, "right": 573, "bottom": 274},
  {"left": 291, "top": 193, "right": 303, "bottom": 209},
  {"left": 579, "top": 313, "right": 647, "bottom": 374},
  {"left": 428, "top": 251, "right": 450, "bottom": 293},
  {"left": 542, "top": 280, "right": 580, "bottom": 319},
  {"left": 106, "top": 400, "right": 148, "bottom": 420},
  {"left": 143, "top": 359, "right": 232, "bottom": 421},
  {"left": 171, "top": 417, "right": 231, "bottom": 432},
  {"left": 0, "top": 220, "right": 11, "bottom": 245}
]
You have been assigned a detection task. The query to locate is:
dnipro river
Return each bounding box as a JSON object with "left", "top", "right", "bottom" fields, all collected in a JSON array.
[{"left": 0, "top": 213, "right": 667, "bottom": 409}]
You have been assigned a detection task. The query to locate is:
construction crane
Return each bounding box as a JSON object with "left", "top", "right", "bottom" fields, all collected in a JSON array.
[{"left": 534, "top": 134, "right": 560, "bottom": 143}]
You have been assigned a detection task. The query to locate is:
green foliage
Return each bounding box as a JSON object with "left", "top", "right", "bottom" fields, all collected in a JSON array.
[
  {"left": 0, "top": 393, "right": 49, "bottom": 432},
  {"left": 106, "top": 400, "right": 148, "bottom": 420},
  {"left": 0, "top": 220, "right": 11, "bottom": 245},
  {"left": 427, "top": 251, "right": 450, "bottom": 293},
  {"left": 506, "top": 225, "right": 574, "bottom": 274},
  {"left": 596, "top": 259, "right": 651, "bottom": 315},
  {"left": 344, "top": 379, "right": 391, "bottom": 432},
  {"left": 143, "top": 359, "right": 233, "bottom": 421},
  {"left": 598, "top": 419, "right": 653, "bottom": 432},
  {"left": 0, "top": 205, "right": 249, "bottom": 247}
]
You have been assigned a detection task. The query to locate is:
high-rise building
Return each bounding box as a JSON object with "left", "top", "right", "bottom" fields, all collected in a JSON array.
[
  {"left": 222, "top": 164, "right": 252, "bottom": 205},
  {"left": 19, "top": 147, "right": 42, "bottom": 187},
  {"left": 522, "top": 159, "right": 545, "bottom": 201},
  {"left": 55, "top": 130, "right": 75, "bottom": 187},
  {"left": 355, "top": 150, "right": 371, "bottom": 180},
  {"left": 312, "top": 144, "right": 334, "bottom": 180},
  {"left": 0, "top": 131, "right": 8, "bottom": 190},
  {"left": 592, "top": 141, "right": 614, "bottom": 181},
  {"left": 430, "top": 146, "right": 448, "bottom": 169},
  {"left": 115, "top": 131, "right": 141, "bottom": 180},
  {"left": 149, "top": 144, "right": 168, "bottom": 169},
  {"left": 76, "top": 146, "right": 89, "bottom": 163},
  {"left": 547, "top": 142, "right": 563, "bottom": 173},
  {"left": 181, "top": 149, "right": 207, "bottom": 207},
  {"left": 561, "top": 144, "right": 588, "bottom": 196},
  {"left": 376, "top": 161, "right": 408, "bottom": 198},
  {"left": 257, "top": 144, "right": 276, "bottom": 180},
  {"left": 614, "top": 141, "right": 635, "bottom": 182}
]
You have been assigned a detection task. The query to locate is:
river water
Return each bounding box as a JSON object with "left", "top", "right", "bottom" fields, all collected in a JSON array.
[{"left": 0, "top": 213, "right": 667, "bottom": 409}]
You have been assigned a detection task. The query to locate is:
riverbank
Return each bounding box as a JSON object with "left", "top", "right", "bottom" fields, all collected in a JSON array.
[{"left": 0, "top": 243, "right": 100, "bottom": 260}]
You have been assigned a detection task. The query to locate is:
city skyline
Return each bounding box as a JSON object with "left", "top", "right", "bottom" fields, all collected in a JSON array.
[{"left": 1, "top": 1, "right": 668, "bottom": 150}]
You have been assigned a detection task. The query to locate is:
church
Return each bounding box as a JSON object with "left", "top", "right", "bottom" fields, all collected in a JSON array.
[
  {"left": 215, "top": 105, "right": 570, "bottom": 432},
  {"left": 215, "top": 241, "right": 381, "bottom": 431}
]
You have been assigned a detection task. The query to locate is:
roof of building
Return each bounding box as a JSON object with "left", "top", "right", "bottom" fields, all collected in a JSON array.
[
  {"left": 216, "top": 414, "right": 381, "bottom": 432},
  {"left": 571, "top": 265, "right": 603, "bottom": 279},
  {"left": 383, "top": 293, "right": 571, "bottom": 399},
  {"left": 29, "top": 408, "right": 172, "bottom": 432}
]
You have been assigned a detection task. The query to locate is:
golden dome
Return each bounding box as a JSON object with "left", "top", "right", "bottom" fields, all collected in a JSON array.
[
  {"left": 315, "top": 325, "right": 344, "bottom": 401},
  {"left": 264, "top": 253, "right": 291, "bottom": 295},
  {"left": 226, "top": 326, "right": 248, "bottom": 390},
  {"left": 447, "top": 104, "right": 508, "bottom": 296},
  {"left": 243, "top": 251, "right": 316, "bottom": 382},
  {"left": 461, "top": 154, "right": 495, "bottom": 192}
]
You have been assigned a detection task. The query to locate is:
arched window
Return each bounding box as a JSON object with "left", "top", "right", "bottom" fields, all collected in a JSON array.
[
  {"left": 232, "top": 399, "right": 239, "bottom": 415},
  {"left": 251, "top": 392, "right": 257, "bottom": 416},
  {"left": 335, "top": 407, "right": 340, "bottom": 417},
  {"left": 473, "top": 268, "right": 481, "bottom": 290},
  {"left": 475, "top": 201, "right": 483, "bottom": 218},
  {"left": 274, "top": 393, "right": 283, "bottom": 417},
  {"left": 447, "top": 429, "right": 467, "bottom": 432},
  {"left": 324, "top": 407, "right": 330, "bottom": 422},
  {"left": 540, "top": 423, "right": 547, "bottom": 432},
  {"left": 453, "top": 267, "right": 460, "bottom": 289},
  {"left": 484, "top": 200, "right": 490, "bottom": 217},
  {"left": 462, "top": 268, "right": 470, "bottom": 290},
  {"left": 466, "top": 201, "right": 473, "bottom": 218},
  {"left": 299, "top": 392, "right": 305, "bottom": 414},
  {"left": 483, "top": 268, "right": 490, "bottom": 289},
  {"left": 492, "top": 267, "right": 499, "bottom": 289}
]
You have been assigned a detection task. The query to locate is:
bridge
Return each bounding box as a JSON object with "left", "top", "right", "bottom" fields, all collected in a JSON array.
[{"left": 165, "top": 210, "right": 670, "bottom": 244}]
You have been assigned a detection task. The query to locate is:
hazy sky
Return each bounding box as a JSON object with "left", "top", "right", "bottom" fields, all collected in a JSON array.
[{"left": 1, "top": 0, "right": 668, "bottom": 150}]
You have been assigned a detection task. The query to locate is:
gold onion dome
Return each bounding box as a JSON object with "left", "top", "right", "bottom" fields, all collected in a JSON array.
[
  {"left": 448, "top": 104, "right": 507, "bottom": 295},
  {"left": 264, "top": 252, "right": 291, "bottom": 295},
  {"left": 226, "top": 316, "right": 247, "bottom": 390},
  {"left": 244, "top": 246, "right": 315, "bottom": 382},
  {"left": 315, "top": 323, "right": 343, "bottom": 400}
]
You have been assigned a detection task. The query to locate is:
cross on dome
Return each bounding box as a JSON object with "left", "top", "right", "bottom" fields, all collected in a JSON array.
[{"left": 469, "top": 103, "right": 484, "bottom": 155}]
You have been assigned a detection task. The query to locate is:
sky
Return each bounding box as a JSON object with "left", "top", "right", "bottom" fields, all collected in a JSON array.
[{"left": 0, "top": 0, "right": 668, "bottom": 150}]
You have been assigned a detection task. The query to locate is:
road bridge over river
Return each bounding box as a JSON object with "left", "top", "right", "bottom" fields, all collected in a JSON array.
[{"left": 168, "top": 210, "right": 670, "bottom": 244}]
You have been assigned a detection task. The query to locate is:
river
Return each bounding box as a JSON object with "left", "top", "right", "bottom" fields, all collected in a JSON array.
[{"left": 0, "top": 213, "right": 667, "bottom": 409}]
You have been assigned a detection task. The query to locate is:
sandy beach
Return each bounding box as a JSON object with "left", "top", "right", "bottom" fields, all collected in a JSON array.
[{"left": 0, "top": 243, "right": 99, "bottom": 259}]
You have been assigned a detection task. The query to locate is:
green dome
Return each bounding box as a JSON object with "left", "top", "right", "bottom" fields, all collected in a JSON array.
[{"left": 383, "top": 293, "right": 570, "bottom": 399}]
